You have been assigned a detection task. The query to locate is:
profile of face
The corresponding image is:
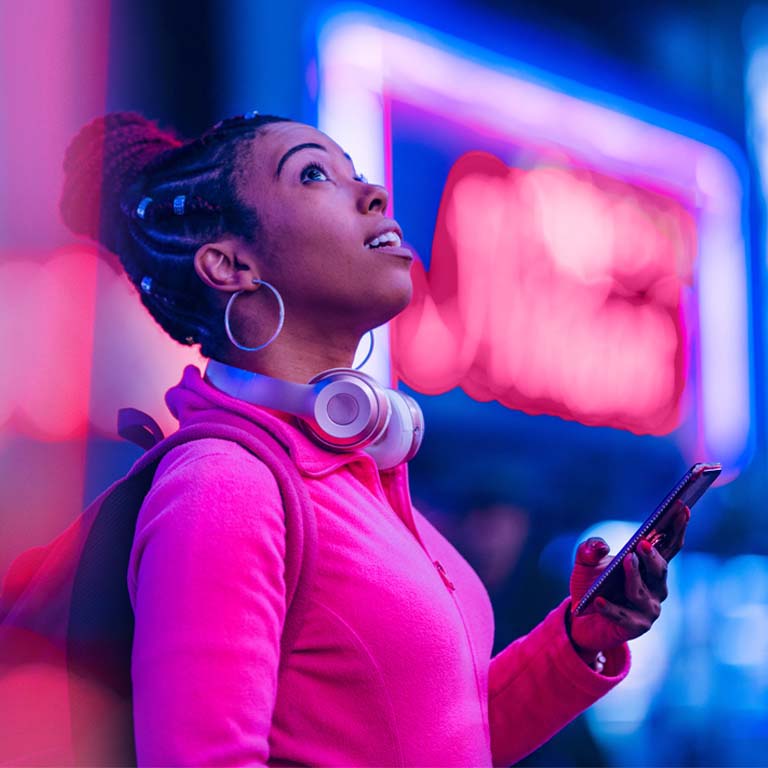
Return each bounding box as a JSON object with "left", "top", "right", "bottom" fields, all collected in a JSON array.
[{"left": 195, "top": 121, "right": 414, "bottom": 373}]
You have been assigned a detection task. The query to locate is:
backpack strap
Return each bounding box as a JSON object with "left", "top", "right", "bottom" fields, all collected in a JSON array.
[
  {"left": 117, "top": 407, "right": 165, "bottom": 451},
  {"left": 66, "top": 411, "right": 317, "bottom": 766}
]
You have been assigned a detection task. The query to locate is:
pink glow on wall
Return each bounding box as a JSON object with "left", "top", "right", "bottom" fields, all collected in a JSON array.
[
  {"left": 391, "top": 153, "right": 694, "bottom": 434},
  {"left": 0, "top": 248, "right": 205, "bottom": 441},
  {"left": 0, "top": 247, "right": 98, "bottom": 441},
  {"left": 0, "top": 2, "right": 115, "bottom": 590},
  {"left": 0, "top": 0, "right": 114, "bottom": 440},
  {"left": 0, "top": 1, "right": 111, "bottom": 248}
]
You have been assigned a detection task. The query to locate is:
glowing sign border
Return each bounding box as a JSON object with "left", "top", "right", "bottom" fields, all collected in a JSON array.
[{"left": 316, "top": 6, "right": 754, "bottom": 474}]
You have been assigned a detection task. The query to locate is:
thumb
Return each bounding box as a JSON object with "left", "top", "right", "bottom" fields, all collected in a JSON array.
[{"left": 575, "top": 537, "right": 611, "bottom": 566}]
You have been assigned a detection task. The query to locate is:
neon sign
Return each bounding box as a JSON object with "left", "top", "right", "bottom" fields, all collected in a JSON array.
[
  {"left": 316, "top": 8, "right": 753, "bottom": 473},
  {"left": 391, "top": 152, "right": 694, "bottom": 434}
]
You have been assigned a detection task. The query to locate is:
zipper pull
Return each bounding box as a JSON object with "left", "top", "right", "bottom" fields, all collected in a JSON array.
[{"left": 434, "top": 559, "right": 456, "bottom": 591}]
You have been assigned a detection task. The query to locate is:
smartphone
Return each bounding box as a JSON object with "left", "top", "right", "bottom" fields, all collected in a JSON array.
[{"left": 572, "top": 462, "right": 722, "bottom": 616}]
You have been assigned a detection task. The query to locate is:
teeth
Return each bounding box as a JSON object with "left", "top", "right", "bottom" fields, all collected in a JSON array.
[{"left": 367, "top": 231, "right": 402, "bottom": 249}]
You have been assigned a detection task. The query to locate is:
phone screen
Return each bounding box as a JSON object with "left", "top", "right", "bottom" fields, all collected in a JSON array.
[{"left": 572, "top": 462, "right": 721, "bottom": 616}]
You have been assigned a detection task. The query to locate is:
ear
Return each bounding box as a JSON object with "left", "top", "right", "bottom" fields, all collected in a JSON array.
[{"left": 193, "top": 239, "right": 260, "bottom": 291}]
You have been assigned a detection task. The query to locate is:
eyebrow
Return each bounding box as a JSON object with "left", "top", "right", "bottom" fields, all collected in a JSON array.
[{"left": 274, "top": 143, "right": 355, "bottom": 179}]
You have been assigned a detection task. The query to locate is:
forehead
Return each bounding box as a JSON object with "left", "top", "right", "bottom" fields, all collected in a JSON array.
[{"left": 255, "top": 121, "right": 346, "bottom": 170}]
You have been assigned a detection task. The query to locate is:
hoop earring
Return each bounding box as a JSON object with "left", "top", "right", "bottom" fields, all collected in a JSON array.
[
  {"left": 224, "top": 278, "right": 285, "bottom": 352},
  {"left": 353, "top": 330, "right": 375, "bottom": 371}
]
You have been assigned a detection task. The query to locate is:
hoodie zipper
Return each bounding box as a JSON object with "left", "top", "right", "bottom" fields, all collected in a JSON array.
[
  {"left": 373, "top": 464, "right": 458, "bottom": 593},
  {"left": 375, "top": 462, "right": 488, "bottom": 735},
  {"left": 433, "top": 559, "right": 456, "bottom": 591}
]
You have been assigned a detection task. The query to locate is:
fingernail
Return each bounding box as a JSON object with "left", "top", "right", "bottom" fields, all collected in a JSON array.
[
  {"left": 595, "top": 597, "right": 607, "bottom": 610},
  {"left": 587, "top": 537, "right": 608, "bottom": 555},
  {"left": 638, "top": 540, "right": 652, "bottom": 555}
]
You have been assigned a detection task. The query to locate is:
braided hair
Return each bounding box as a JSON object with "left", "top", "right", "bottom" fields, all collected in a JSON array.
[{"left": 59, "top": 111, "right": 291, "bottom": 358}]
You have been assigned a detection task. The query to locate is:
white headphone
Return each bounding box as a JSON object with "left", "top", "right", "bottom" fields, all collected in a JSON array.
[{"left": 204, "top": 359, "right": 424, "bottom": 470}]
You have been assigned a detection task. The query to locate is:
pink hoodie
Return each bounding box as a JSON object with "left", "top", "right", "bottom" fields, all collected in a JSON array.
[{"left": 127, "top": 365, "right": 629, "bottom": 767}]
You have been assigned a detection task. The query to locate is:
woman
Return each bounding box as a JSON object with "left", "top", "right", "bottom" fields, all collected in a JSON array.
[{"left": 60, "top": 111, "right": 688, "bottom": 766}]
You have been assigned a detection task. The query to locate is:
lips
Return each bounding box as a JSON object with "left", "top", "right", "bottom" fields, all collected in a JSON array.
[
  {"left": 364, "top": 221, "right": 404, "bottom": 248},
  {"left": 369, "top": 244, "right": 414, "bottom": 260},
  {"left": 363, "top": 221, "right": 412, "bottom": 260}
]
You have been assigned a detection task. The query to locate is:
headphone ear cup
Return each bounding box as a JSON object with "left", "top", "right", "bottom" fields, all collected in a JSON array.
[
  {"left": 363, "top": 390, "right": 425, "bottom": 470},
  {"left": 302, "top": 369, "right": 391, "bottom": 449}
]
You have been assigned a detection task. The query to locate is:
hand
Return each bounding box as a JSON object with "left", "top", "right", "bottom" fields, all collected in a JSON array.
[{"left": 567, "top": 501, "right": 691, "bottom": 658}]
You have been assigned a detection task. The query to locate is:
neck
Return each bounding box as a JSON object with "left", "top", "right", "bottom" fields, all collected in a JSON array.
[{"left": 222, "top": 324, "right": 368, "bottom": 384}]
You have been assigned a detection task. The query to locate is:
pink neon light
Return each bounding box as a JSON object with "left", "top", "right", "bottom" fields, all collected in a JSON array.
[
  {"left": 0, "top": 247, "right": 98, "bottom": 440},
  {"left": 0, "top": 247, "right": 203, "bottom": 441},
  {"left": 0, "top": 1, "right": 111, "bottom": 247},
  {"left": 391, "top": 152, "right": 695, "bottom": 434},
  {"left": 0, "top": 1, "right": 113, "bottom": 597},
  {"left": 0, "top": 0, "right": 112, "bottom": 438}
]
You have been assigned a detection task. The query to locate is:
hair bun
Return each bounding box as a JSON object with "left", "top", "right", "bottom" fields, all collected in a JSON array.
[{"left": 59, "top": 111, "right": 182, "bottom": 245}]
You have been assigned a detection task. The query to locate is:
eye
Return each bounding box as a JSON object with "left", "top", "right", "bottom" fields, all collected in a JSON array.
[
  {"left": 300, "top": 162, "right": 330, "bottom": 183},
  {"left": 354, "top": 173, "right": 368, "bottom": 183}
]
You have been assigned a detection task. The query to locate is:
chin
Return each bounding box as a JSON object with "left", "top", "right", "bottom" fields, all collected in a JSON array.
[
  {"left": 348, "top": 273, "right": 413, "bottom": 327},
  {"left": 382, "top": 275, "right": 413, "bottom": 316},
  {"left": 395, "top": 281, "right": 414, "bottom": 313},
  {"left": 380, "top": 283, "right": 414, "bottom": 324}
]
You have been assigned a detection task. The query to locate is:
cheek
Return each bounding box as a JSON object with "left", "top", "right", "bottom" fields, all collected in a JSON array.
[
  {"left": 258, "top": 198, "right": 367, "bottom": 292},
  {"left": 271, "top": 211, "right": 357, "bottom": 259}
]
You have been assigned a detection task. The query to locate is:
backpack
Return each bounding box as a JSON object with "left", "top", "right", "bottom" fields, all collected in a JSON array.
[{"left": 0, "top": 407, "right": 318, "bottom": 766}]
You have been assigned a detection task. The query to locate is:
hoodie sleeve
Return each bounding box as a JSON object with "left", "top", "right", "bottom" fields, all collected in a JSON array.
[
  {"left": 488, "top": 599, "right": 630, "bottom": 767},
  {"left": 127, "top": 440, "right": 287, "bottom": 767}
]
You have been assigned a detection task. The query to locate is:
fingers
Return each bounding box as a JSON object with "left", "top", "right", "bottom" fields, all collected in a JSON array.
[
  {"left": 570, "top": 538, "right": 613, "bottom": 605},
  {"left": 571, "top": 595, "right": 657, "bottom": 650},
  {"left": 571, "top": 555, "right": 666, "bottom": 648},
  {"left": 575, "top": 537, "right": 611, "bottom": 566},
  {"left": 656, "top": 502, "right": 690, "bottom": 562},
  {"left": 631, "top": 501, "right": 689, "bottom": 603},
  {"left": 593, "top": 595, "right": 655, "bottom": 638},
  {"left": 622, "top": 551, "right": 662, "bottom": 618},
  {"left": 636, "top": 539, "right": 669, "bottom": 600}
]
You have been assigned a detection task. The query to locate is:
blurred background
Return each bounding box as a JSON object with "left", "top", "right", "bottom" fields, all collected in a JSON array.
[{"left": 1, "top": 0, "right": 766, "bottom": 765}]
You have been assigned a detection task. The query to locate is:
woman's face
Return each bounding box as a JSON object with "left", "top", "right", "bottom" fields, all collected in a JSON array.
[{"left": 237, "top": 121, "right": 414, "bottom": 335}]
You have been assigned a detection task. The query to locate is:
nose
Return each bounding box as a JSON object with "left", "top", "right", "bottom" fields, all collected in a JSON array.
[{"left": 358, "top": 181, "right": 389, "bottom": 214}]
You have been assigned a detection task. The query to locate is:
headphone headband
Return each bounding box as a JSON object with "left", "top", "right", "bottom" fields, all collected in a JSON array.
[{"left": 204, "top": 360, "right": 424, "bottom": 469}]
